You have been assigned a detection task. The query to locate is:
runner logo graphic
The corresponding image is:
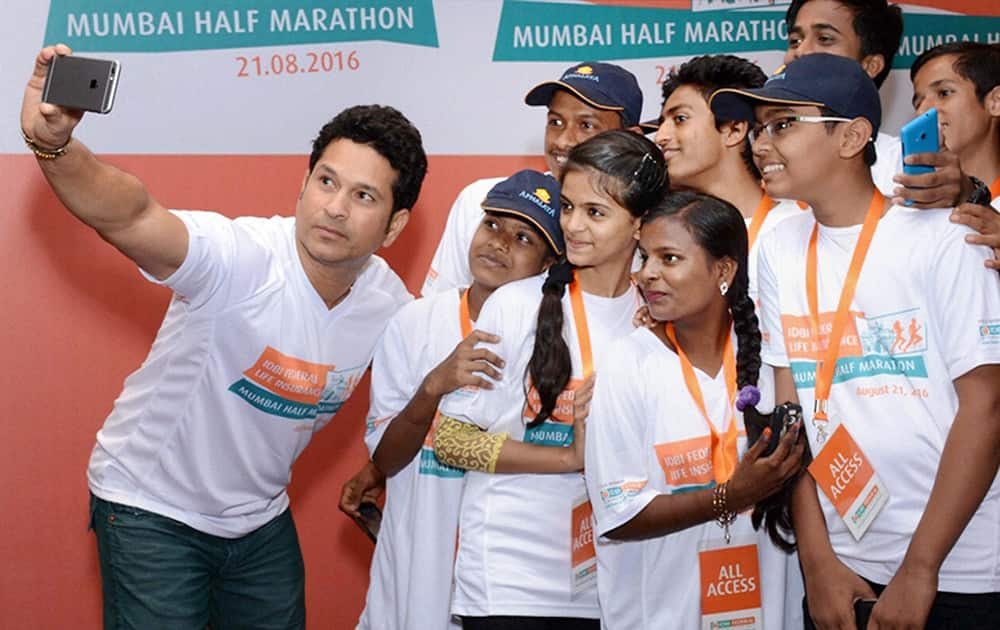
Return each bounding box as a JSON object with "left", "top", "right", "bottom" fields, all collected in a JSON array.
[{"left": 782, "top": 307, "right": 929, "bottom": 388}]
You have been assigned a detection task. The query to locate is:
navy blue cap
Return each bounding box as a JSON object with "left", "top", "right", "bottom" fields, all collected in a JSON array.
[
  {"left": 709, "top": 54, "right": 881, "bottom": 135},
  {"left": 481, "top": 170, "right": 564, "bottom": 256},
  {"left": 524, "top": 62, "right": 643, "bottom": 127}
]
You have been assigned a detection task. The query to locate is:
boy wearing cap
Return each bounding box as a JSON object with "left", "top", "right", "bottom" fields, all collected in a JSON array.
[
  {"left": 783, "top": 0, "right": 984, "bottom": 211},
  {"left": 345, "top": 171, "right": 564, "bottom": 630},
  {"left": 713, "top": 53, "right": 1000, "bottom": 629},
  {"left": 421, "top": 62, "right": 642, "bottom": 296},
  {"left": 911, "top": 42, "right": 1000, "bottom": 270}
]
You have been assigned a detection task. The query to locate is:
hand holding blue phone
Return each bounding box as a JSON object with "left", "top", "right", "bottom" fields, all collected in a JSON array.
[{"left": 900, "top": 109, "right": 940, "bottom": 205}]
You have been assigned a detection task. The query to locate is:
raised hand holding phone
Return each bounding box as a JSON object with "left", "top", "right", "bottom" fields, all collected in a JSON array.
[{"left": 21, "top": 45, "right": 85, "bottom": 155}]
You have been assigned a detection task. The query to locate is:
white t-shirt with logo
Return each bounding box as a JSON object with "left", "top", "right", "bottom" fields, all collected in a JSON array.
[
  {"left": 87, "top": 212, "right": 412, "bottom": 538},
  {"left": 438, "top": 274, "right": 640, "bottom": 619},
  {"left": 757, "top": 205, "right": 1000, "bottom": 592},
  {"left": 586, "top": 328, "right": 794, "bottom": 630},
  {"left": 357, "top": 288, "right": 468, "bottom": 630},
  {"left": 422, "top": 177, "right": 503, "bottom": 296}
]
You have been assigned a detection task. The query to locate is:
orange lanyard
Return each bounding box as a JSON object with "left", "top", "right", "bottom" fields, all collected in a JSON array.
[
  {"left": 568, "top": 271, "right": 595, "bottom": 377},
  {"left": 805, "top": 190, "right": 884, "bottom": 442},
  {"left": 746, "top": 193, "right": 775, "bottom": 250},
  {"left": 459, "top": 289, "right": 473, "bottom": 337},
  {"left": 664, "top": 322, "right": 739, "bottom": 484},
  {"left": 989, "top": 176, "right": 1000, "bottom": 201}
]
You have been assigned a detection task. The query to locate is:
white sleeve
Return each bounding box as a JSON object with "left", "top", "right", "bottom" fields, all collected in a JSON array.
[
  {"left": 142, "top": 210, "right": 269, "bottom": 310},
  {"left": 437, "top": 290, "right": 513, "bottom": 430},
  {"left": 585, "top": 348, "right": 659, "bottom": 538},
  {"left": 757, "top": 232, "right": 790, "bottom": 368},
  {"left": 363, "top": 312, "right": 422, "bottom": 456},
  {"left": 926, "top": 225, "right": 1000, "bottom": 379},
  {"left": 421, "top": 182, "right": 486, "bottom": 296}
]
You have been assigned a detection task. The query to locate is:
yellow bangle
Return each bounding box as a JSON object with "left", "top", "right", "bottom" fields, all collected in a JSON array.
[{"left": 21, "top": 128, "right": 70, "bottom": 160}]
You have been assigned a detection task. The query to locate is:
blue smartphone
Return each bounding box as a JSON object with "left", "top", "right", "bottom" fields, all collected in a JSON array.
[{"left": 900, "top": 108, "right": 939, "bottom": 176}]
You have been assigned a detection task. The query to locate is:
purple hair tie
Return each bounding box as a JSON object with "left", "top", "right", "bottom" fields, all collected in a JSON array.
[{"left": 735, "top": 385, "right": 760, "bottom": 412}]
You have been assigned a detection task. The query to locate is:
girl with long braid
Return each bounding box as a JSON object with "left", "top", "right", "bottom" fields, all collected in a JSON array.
[
  {"left": 585, "top": 191, "right": 806, "bottom": 630},
  {"left": 433, "top": 130, "right": 668, "bottom": 629}
]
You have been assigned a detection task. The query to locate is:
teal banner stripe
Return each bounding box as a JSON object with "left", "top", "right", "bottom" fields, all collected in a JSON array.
[
  {"left": 493, "top": 0, "right": 1000, "bottom": 66},
  {"left": 228, "top": 378, "right": 318, "bottom": 420},
  {"left": 790, "top": 355, "right": 928, "bottom": 389},
  {"left": 893, "top": 14, "right": 1000, "bottom": 68},
  {"left": 44, "top": 0, "right": 438, "bottom": 52}
]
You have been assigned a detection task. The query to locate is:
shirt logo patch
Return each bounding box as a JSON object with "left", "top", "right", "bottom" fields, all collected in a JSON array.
[
  {"left": 980, "top": 320, "right": 1000, "bottom": 346},
  {"left": 228, "top": 346, "right": 362, "bottom": 421}
]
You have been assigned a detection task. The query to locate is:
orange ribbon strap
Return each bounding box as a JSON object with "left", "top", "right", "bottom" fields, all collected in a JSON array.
[
  {"left": 805, "top": 190, "right": 884, "bottom": 437},
  {"left": 746, "top": 193, "right": 775, "bottom": 250},
  {"left": 664, "top": 322, "right": 739, "bottom": 484},
  {"left": 459, "top": 289, "right": 473, "bottom": 337},
  {"left": 568, "top": 271, "right": 594, "bottom": 377},
  {"left": 989, "top": 175, "right": 999, "bottom": 201}
]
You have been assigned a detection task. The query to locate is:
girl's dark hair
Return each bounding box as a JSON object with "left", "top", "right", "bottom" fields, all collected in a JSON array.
[
  {"left": 640, "top": 190, "right": 761, "bottom": 391},
  {"left": 525, "top": 130, "right": 668, "bottom": 427}
]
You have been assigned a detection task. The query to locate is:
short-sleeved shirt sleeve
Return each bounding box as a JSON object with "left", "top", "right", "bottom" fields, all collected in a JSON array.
[
  {"left": 926, "top": 222, "right": 1000, "bottom": 379},
  {"left": 143, "top": 210, "right": 273, "bottom": 311}
]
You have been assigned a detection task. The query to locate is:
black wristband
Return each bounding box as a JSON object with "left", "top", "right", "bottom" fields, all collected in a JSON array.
[{"left": 966, "top": 176, "right": 992, "bottom": 208}]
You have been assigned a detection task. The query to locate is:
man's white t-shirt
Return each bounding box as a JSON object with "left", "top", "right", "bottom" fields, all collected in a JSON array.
[
  {"left": 87, "top": 212, "right": 412, "bottom": 538},
  {"left": 357, "top": 288, "right": 468, "bottom": 630},
  {"left": 422, "top": 177, "right": 503, "bottom": 296},
  {"left": 438, "top": 274, "right": 640, "bottom": 619},
  {"left": 586, "top": 328, "right": 795, "bottom": 630},
  {"left": 757, "top": 204, "right": 1000, "bottom": 592}
]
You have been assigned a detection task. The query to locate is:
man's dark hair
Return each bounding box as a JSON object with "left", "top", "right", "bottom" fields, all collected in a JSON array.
[
  {"left": 911, "top": 42, "right": 1000, "bottom": 102},
  {"left": 785, "top": 0, "right": 904, "bottom": 88},
  {"left": 309, "top": 105, "right": 427, "bottom": 215},
  {"left": 661, "top": 55, "right": 768, "bottom": 179}
]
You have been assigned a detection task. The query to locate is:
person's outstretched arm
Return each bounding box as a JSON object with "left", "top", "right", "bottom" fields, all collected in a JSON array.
[{"left": 21, "top": 45, "right": 187, "bottom": 280}]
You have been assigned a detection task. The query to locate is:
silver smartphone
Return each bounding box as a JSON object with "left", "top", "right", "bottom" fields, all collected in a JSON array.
[{"left": 42, "top": 55, "right": 120, "bottom": 114}]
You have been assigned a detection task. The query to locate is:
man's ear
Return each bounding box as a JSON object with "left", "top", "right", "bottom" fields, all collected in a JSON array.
[
  {"left": 860, "top": 53, "right": 886, "bottom": 83},
  {"left": 720, "top": 119, "right": 751, "bottom": 150},
  {"left": 839, "top": 117, "right": 875, "bottom": 160},
  {"left": 382, "top": 209, "right": 410, "bottom": 248},
  {"left": 984, "top": 85, "right": 1000, "bottom": 118}
]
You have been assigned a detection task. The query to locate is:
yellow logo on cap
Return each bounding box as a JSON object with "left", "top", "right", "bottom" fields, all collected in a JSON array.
[
  {"left": 576, "top": 66, "right": 593, "bottom": 75},
  {"left": 534, "top": 188, "right": 552, "bottom": 204}
]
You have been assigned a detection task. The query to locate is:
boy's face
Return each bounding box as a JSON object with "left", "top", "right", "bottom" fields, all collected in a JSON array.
[
  {"left": 544, "top": 90, "right": 623, "bottom": 178},
  {"left": 467, "top": 212, "right": 553, "bottom": 291},
  {"left": 751, "top": 104, "right": 838, "bottom": 200},
  {"left": 785, "top": 0, "right": 865, "bottom": 68},
  {"left": 912, "top": 54, "right": 998, "bottom": 158},
  {"left": 654, "top": 85, "right": 726, "bottom": 188}
]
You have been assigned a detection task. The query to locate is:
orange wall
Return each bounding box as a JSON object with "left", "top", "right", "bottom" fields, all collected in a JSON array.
[{"left": 0, "top": 152, "right": 544, "bottom": 628}]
